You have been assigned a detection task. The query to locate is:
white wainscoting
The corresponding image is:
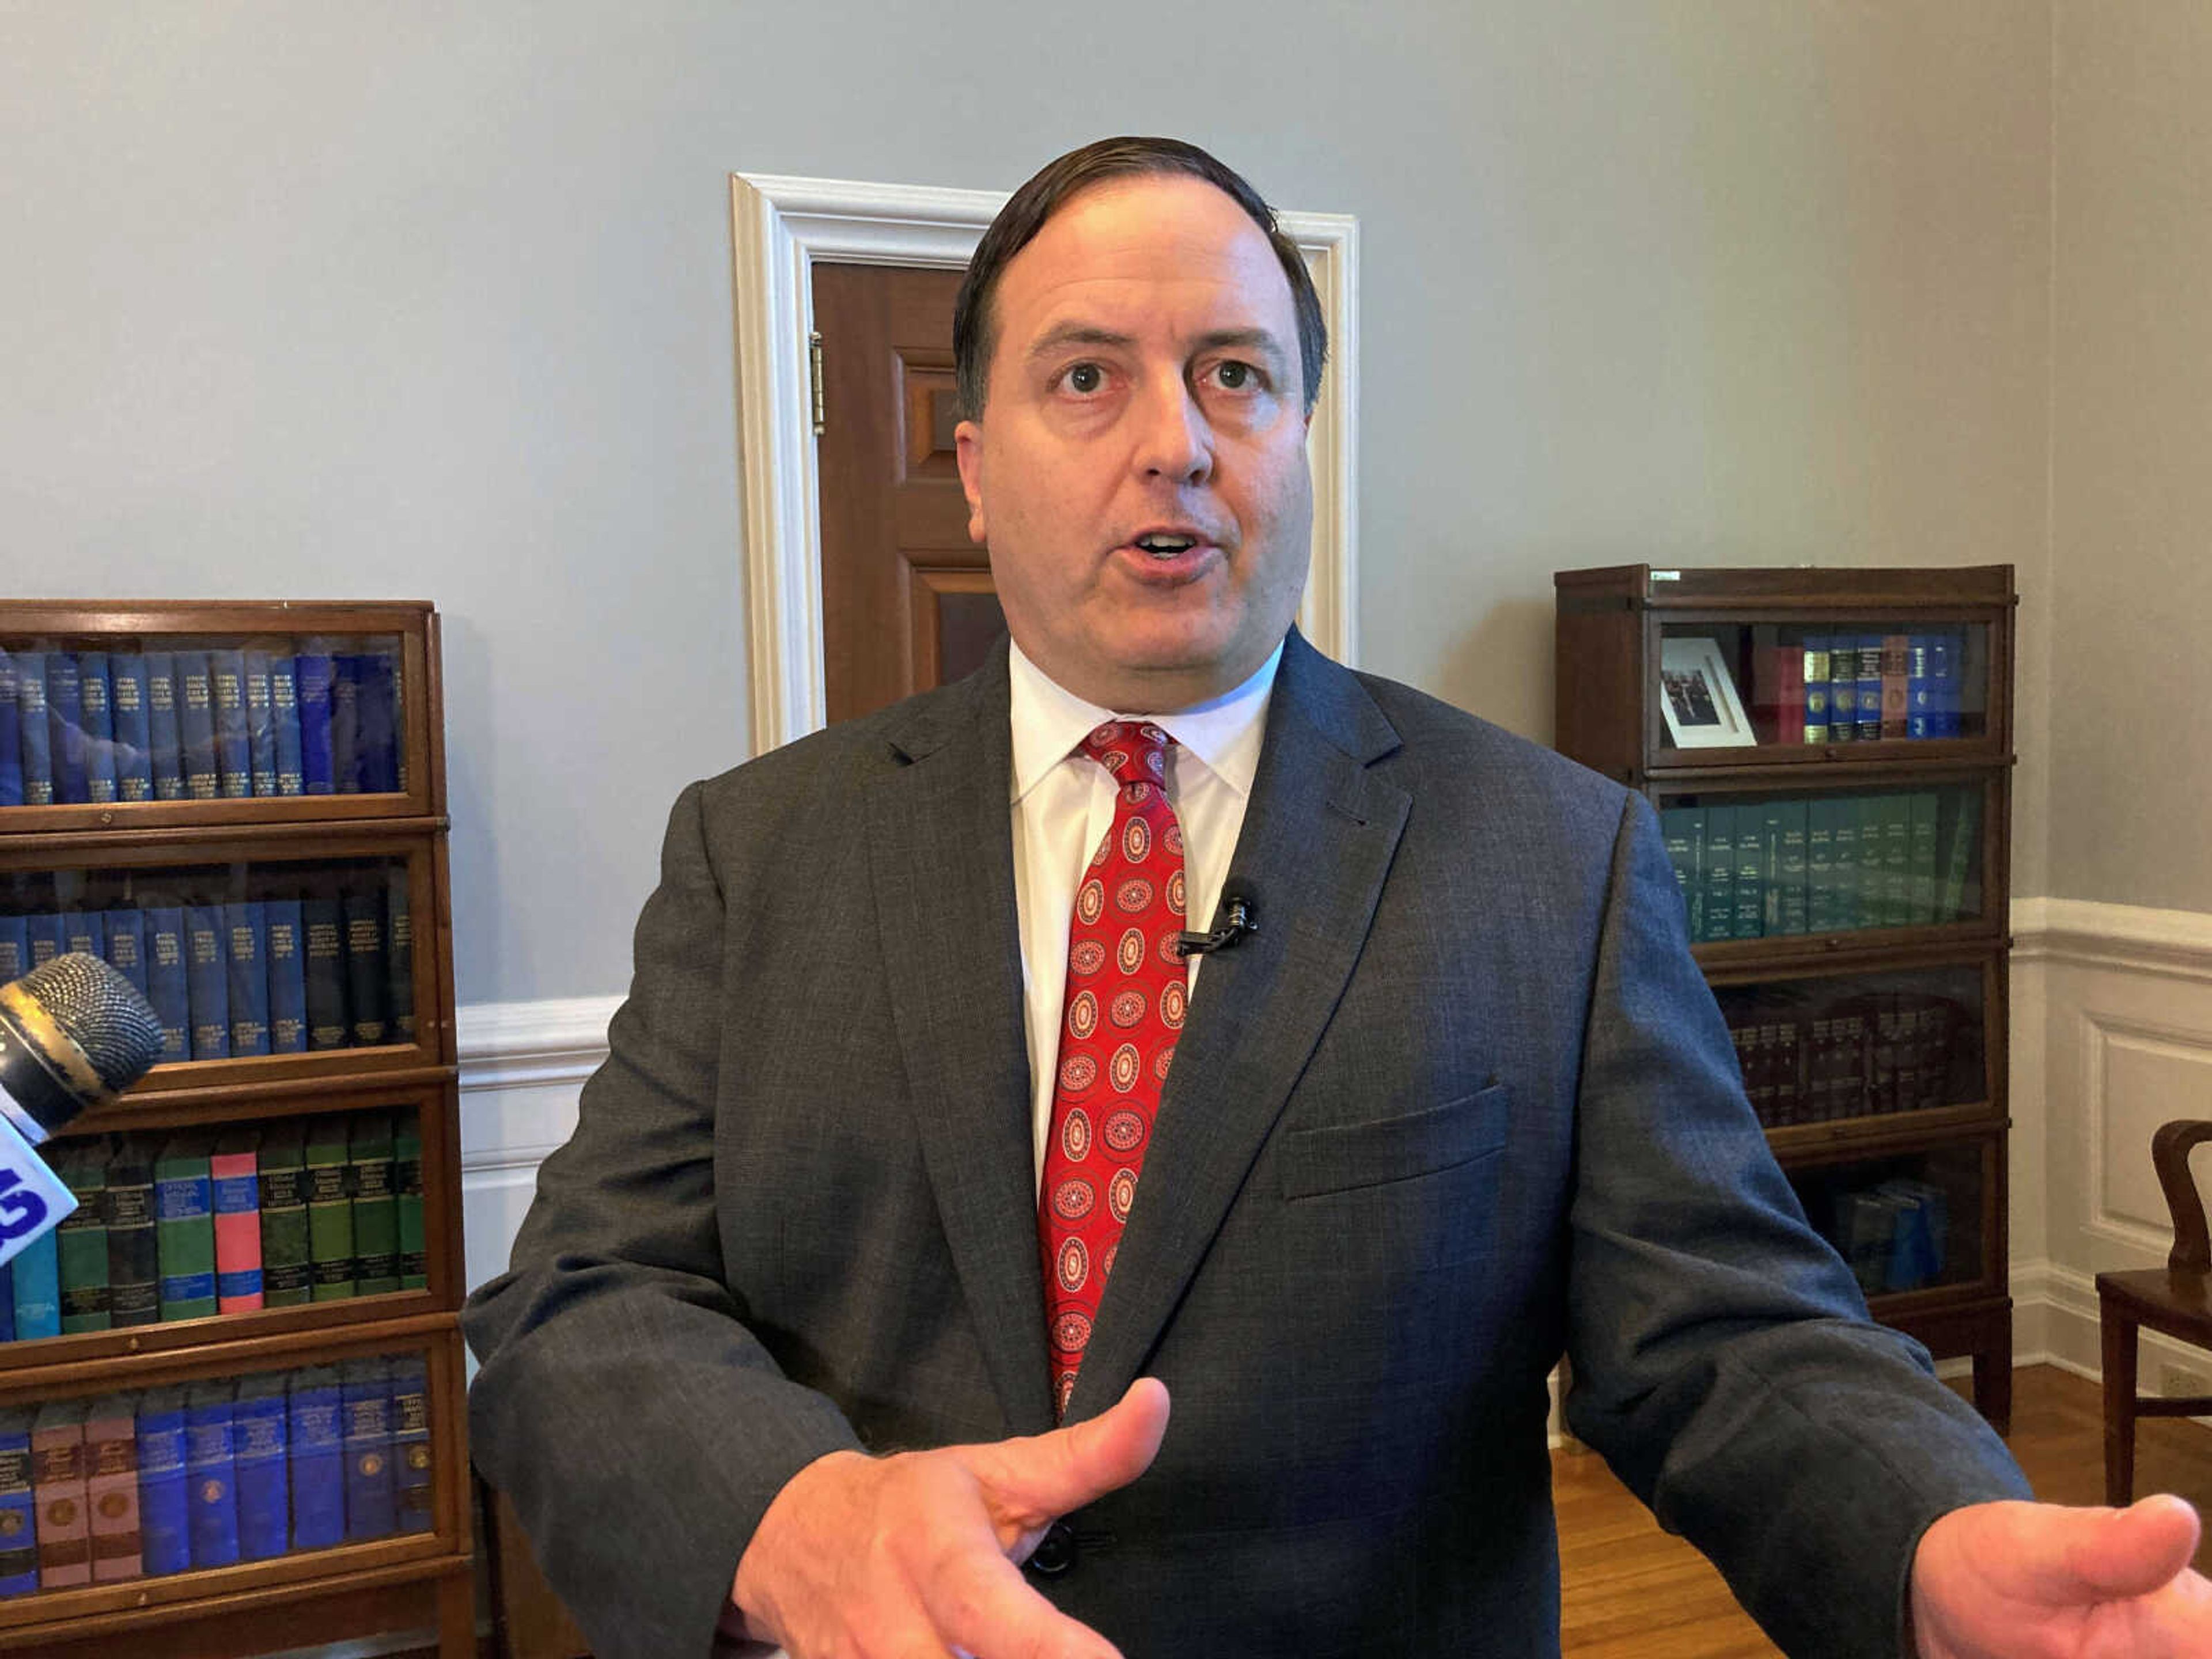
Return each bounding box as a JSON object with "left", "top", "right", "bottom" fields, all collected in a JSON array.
[
  {"left": 2012, "top": 898, "right": 2212, "bottom": 1391},
  {"left": 454, "top": 900, "right": 2212, "bottom": 1402}
]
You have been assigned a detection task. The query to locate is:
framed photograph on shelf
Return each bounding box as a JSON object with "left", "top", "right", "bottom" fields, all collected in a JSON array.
[{"left": 1658, "top": 635, "right": 1755, "bottom": 748}]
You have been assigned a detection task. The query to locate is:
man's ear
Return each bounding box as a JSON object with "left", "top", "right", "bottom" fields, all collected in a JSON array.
[{"left": 953, "top": 420, "right": 988, "bottom": 546}]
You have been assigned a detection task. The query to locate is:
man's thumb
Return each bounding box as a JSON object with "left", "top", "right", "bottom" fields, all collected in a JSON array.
[
  {"left": 986, "top": 1377, "right": 1172, "bottom": 1518},
  {"left": 2065, "top": 1495, "right": 2202, "bottom": 1601}
]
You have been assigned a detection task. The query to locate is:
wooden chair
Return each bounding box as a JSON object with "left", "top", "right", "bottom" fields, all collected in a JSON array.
[{"left": 2096, "top": 1119, "right": 2212, "bottom": 1504}]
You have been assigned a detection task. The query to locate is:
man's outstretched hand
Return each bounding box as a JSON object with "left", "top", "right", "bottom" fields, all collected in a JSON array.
[
  {"left": 1911, "top": 1493, "right": 2212, "bottom": 1657},
  {"left": 726, "top": 1377, "right": 1171, "bottom": 1659}
]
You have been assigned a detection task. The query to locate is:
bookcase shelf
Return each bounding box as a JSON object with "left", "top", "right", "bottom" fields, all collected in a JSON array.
[
  {"left": 0, "top": 601, "right": 471, "bottom": 1655},
  {"left": 1555, "top": 565, "right": 2016, "bottom": 1434}
]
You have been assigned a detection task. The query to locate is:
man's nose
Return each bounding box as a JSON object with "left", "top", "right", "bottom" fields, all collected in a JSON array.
[{"left": 1131, "top": 377, "right": 1214, "bottom": 484}]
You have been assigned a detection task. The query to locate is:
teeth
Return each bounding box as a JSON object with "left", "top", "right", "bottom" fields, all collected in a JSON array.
[{"left": 1136, "top": 535, "right": 1197, "bottom": 555}]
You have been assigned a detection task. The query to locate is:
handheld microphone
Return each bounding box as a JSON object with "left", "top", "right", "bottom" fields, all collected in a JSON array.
[
  {"left": 1177, "top": 888, "right": 1258, "bottom": 957},
  {"left": 0, "top": 952, "right": 165, "bottom": 1269}
]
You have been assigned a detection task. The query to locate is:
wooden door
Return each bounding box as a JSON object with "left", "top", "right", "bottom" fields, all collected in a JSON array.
[{"left": 812, "top": 262, "right": 1007, "bottom": 723}]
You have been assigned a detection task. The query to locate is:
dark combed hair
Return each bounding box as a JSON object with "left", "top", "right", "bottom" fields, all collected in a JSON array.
[{"left": 952, "top": 136, "right": 1328, "bottom": 422}]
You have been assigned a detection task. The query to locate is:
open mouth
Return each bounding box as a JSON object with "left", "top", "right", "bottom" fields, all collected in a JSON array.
[{"left": 1132, "top": 532, "right": 1202, "bottom": 559}]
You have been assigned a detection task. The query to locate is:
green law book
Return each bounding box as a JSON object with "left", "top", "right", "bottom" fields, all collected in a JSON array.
[
  {"left": 1876, "top": 796, "right": 1912, "bottom": 930},
  {"left": 1830, "top": 797, "right": 1862, "bottom": 931},
  {"left": 153, "top": 1132, "right": 218, "bottom": 1321},
  {"left": 348, "top": 1114, "right": 399, "bottom": 1296},
  {"left": 1732, "top": 805, "right": 1766, "bottom": 941},
  {"left": 102, "top": 1137, "right": 160, "bottom": 1328},
  {"left": 57, "top": 1141, "right": 113, "bottom": 1334},
  {"left": 1906, "top": 791, "right": 1942, "bottom": 925},
  {"left": 1938, "top": 789, "right": 1983, "bottom": 922},
  {"left": 1657, "top": 806, "right": 1704, "bottom": 941},
  {"left": 256, "top": 1120, "right": 313, "bottom": 1308},
  {"left": 1855, "top": 796, "right": 1890, "bottom": 929},
  {"left": 1805, "top": 798, "right": 1839, "bottom": 935},
  {"left": 1772, "top": 798, "right": 1810, "bottom": 935},
  {"left": 394, "top": 1115, "right": 426, "bottom": 1291},
  {"left": 306, "top": 1116, "right": 356, "bottom": 1301}
]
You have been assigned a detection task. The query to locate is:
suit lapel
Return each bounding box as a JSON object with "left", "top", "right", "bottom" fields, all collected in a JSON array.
[
  {"left": 866, "top": 648, "right": 1058, "bottom": 1437},
  {"left": 1066, "top": 634, "right": 1410, "bottom": 1421}
]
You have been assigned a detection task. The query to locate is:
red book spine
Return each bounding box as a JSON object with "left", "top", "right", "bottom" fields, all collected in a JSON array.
[{"left": 211, "top": 1147, "right": 266, "bottom": 1313}]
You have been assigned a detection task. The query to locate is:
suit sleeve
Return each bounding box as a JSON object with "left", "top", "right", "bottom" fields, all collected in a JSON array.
[
  {"left": 1560, "top": 793, "right": 2029, "bottom": 1659},
  {"left": 462, "top": 781, "right": 865, "bottom": 1659}
]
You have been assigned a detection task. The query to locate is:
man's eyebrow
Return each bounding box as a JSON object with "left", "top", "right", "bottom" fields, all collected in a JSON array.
[
  {"left": 1024, "top": 323, "right": 1138, "bottom": 362},
  {"left": 1191, "top": 327, "right": 1290, "bottom": 366}
]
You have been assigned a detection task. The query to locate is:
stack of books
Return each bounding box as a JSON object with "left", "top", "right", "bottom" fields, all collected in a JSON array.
[
  {"left": 0, "top": 1112, "right": 426, "bottom": 1344},
  {"left": 0, "top": 644, "right": 404, "bottom": 808},
  {"left": 1745, "top": 630, "right": 1970, "bottom": 744},
  {"left": 0, "top": 1355, "right": 434, "bottom": 1596}
]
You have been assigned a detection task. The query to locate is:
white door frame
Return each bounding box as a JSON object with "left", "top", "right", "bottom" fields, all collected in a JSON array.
[{"left": 730, "top": 171, "right": 1361, "bottom": 756}]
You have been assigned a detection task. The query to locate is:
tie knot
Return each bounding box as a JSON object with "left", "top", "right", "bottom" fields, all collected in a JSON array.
[{"left": 1081, "top": 721, "right": 1171, "bottom": 790}]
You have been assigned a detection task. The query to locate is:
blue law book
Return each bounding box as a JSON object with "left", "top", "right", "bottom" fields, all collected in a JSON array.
[
  {"left": 9, "top": 1228, "right": 60, "bottom": 1341},
  {"left": 265, "top": 899, "right": 308, "bottom": 1053},
  {"left": 340, "top": 1357, "right": 395, "bottom": 1540},
  {"left": 233, "top": 1373, "right": 290, "bottom": 1560},
  {"left": 390, "top": 1354, "right": 431, "bottom": 1532},
  {"left": 0, "top": 1409, "right": 35, "bottom": 1596},
  {"left": 103, "top": 908, "right": 149, "bottom": 995},
  {"left": 46, "top": 650, "right": 88, "bottom": 803},
  {"left": 13, "top": 653, "right": 53, "bottom": 805},
  {"left": 143, "top": 650, "right": 187, "bottom": 800},
  {"left": 108, "top": 652, "right": 155, "bottom": 802},
  {"left": 143, "top": 904, "right": 191, "bottom": 1063},
  {"left": 1927, "top": 631, "right": 1961, "bottom": 737},
  {"left": 243, "top": 650, "right": 278, "bottom": 797},
  {"left": 0, "top": 651, "right": 21, "bottom": 807},
  {"left": 1907, "top": 635, "right": 1936, "bottom": 739},
  {"left": 24, "top": 913, "right": 65, "bottom": 972},
  {"left": 184, "top": 1378, "right": 240, "bottom": 1567},
  {"left": 224, "top": 900, "right": 271, "bottom": 1056},
  {"left": 135, "top": 1386, "right": 190, "bottom": 1575},
  {"left": 60, "top": 910, "right": 101, "bottom": 960},
  {"left": 1822, "top": 638, "right": 1856, "bottom": 746},
  {"left": 329, "top": 654, "right": 362, "bottom": 794},
  {"left": 153, "top": 1135, "right": 217, "bottom": 1320},
  {"left": 287, "top": 1365, "right": 345, "bottom": 1550},
  {"left": 184, "top": 903, "right": 232, "bottom": 1060},
  {"left": 355, "top": 652, "right": 399, "bottom": 793},
  {"left": 210, "top": 649, "right": 252, "bottom": 798},
  {"left": 0, "top": 917, "right": 25, "bottom": 984},
  {"left": 175, "top": 651, "right": 219, "bottom": 798},
  {"left": 270, "top": 656, "right": 305, "bottom": 795},
  {"left": 384, "top": 868, "right": 413, "bottom": 1043},
  {"left": 296, "top": 650, "right": 335, "bottom": 794},
  {"left": 79, "top": 650, "right": 119, "bottom": 804}
]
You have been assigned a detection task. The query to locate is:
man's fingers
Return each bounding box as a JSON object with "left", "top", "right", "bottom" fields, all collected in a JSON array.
[
  {"left": 2062, "top": 1495, "right": 2204, "bottom": 1601},
  {"left": 971, "top": 1378, "right": 1172, "bottom": 1532},
  {"left": 923, "top": 1542, "right": 1123, "bottom": 1659}
]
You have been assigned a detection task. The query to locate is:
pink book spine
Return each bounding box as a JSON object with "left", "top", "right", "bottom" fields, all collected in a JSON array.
[
  {"left": 30, "top": 1416, "right": 89, "bottom": 1589},
  {"left": 210, "top": 1146, "right": 266, "bottom": 1313}
]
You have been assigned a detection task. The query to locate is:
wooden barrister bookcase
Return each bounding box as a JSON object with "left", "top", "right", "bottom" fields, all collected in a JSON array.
[
  {"left": 0, "top": 601, "right": 471, "bottom": 1655},
  {"left": 1553, "top": 565, "right": 2017, "bottom": 1433}
]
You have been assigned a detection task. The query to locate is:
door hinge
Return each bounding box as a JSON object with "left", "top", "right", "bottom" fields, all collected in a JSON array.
[{"left": 809, "top": 331, "right": 826, "bottom": 434}]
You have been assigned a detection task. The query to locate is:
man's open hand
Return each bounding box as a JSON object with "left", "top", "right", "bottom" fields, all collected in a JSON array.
[
  {"left": 726, "top": 1377, "right": 1172, "bottom": 1659},
  {"left": 1911, "top": 1493, "right": 2212, "bottom": 1657}
]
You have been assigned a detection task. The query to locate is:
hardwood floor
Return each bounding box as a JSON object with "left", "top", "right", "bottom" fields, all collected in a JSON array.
[{"left": 1554, "top": 1363, "right": 2212, "bottom": 1656}]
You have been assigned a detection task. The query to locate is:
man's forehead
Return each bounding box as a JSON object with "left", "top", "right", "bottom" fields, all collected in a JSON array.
[{"left": 994, "top": 176, "right": 1296, "bottom": 345}]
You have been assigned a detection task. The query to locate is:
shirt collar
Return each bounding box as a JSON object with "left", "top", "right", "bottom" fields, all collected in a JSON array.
[{"left": 1007, "top": 635, "right": 1283, "bottom": 806}]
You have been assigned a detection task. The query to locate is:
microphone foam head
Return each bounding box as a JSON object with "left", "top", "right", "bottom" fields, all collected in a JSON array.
[{"left": 7, "top": 952, "right": 165, "bottom": 1093}]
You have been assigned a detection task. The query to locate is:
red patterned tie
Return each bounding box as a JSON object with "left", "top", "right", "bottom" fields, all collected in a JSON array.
[{"left": 1040, "top": 721, "right": 1188, "bottom": 1419}]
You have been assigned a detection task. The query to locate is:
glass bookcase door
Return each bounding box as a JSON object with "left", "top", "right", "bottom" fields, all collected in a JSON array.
[
  {"left": 0, "top": 634, "right": 408, "bottom": 812},
  {"left": 1709, "top": 960, "right": 1993, "bottom": 1139},
  {"left": 1784, "top": 1134, "right": 1997, "bottom": 1305},
  {"left": 1653, "top": 619, "right": 1994, "bottom": 757},
  {"left": 1656, "top": 779, "right": 1993, "bottom": 944},
  {"left": 0, "top": 853, "right": 425, "bottom": 1069}
]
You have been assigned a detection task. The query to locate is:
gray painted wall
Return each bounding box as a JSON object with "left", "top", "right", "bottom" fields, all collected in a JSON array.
[
  {"left": 2, "top": 2, "right": 2063, "bottom": 1004},
  {"left": 2050, "top": 1, "right": 2212, "bottom": 914}
]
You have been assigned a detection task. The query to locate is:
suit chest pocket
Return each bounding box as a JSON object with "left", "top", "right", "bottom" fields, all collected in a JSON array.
[{"left": 1277, "top": 1082, "right": 1512, "bottom": 1201}]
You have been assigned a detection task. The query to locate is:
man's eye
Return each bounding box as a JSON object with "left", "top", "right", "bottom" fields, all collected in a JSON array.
[
  {"left": 1065, "top": 363, "right": 1104, "bottom": 395},
  {"left": 1214, "top": 361, "right": 1257, "bottom": 391}
]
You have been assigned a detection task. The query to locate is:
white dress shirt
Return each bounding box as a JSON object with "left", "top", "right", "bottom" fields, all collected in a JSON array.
[{"left": 1007, "top": 637, "right": 1281, "bottom": 1190}]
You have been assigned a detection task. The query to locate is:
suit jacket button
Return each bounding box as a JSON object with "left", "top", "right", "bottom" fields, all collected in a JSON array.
[{"left": 1027, "top": 1521, "right": 1077, "bottom": 1577}]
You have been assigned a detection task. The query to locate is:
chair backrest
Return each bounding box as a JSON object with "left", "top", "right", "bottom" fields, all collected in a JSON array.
[{"left": 2152, "top": 1119, "right": 2212, "bottom": 1272}]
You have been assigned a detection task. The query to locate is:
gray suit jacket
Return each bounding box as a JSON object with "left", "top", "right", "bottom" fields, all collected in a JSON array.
[{"left": 463, "top": 632, "right": 2027, "bottom": 1658}]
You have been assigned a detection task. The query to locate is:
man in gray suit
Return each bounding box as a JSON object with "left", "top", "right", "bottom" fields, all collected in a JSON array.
[{"left": 464, "top": 138, "right": 2212, "bottom": 1658}]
